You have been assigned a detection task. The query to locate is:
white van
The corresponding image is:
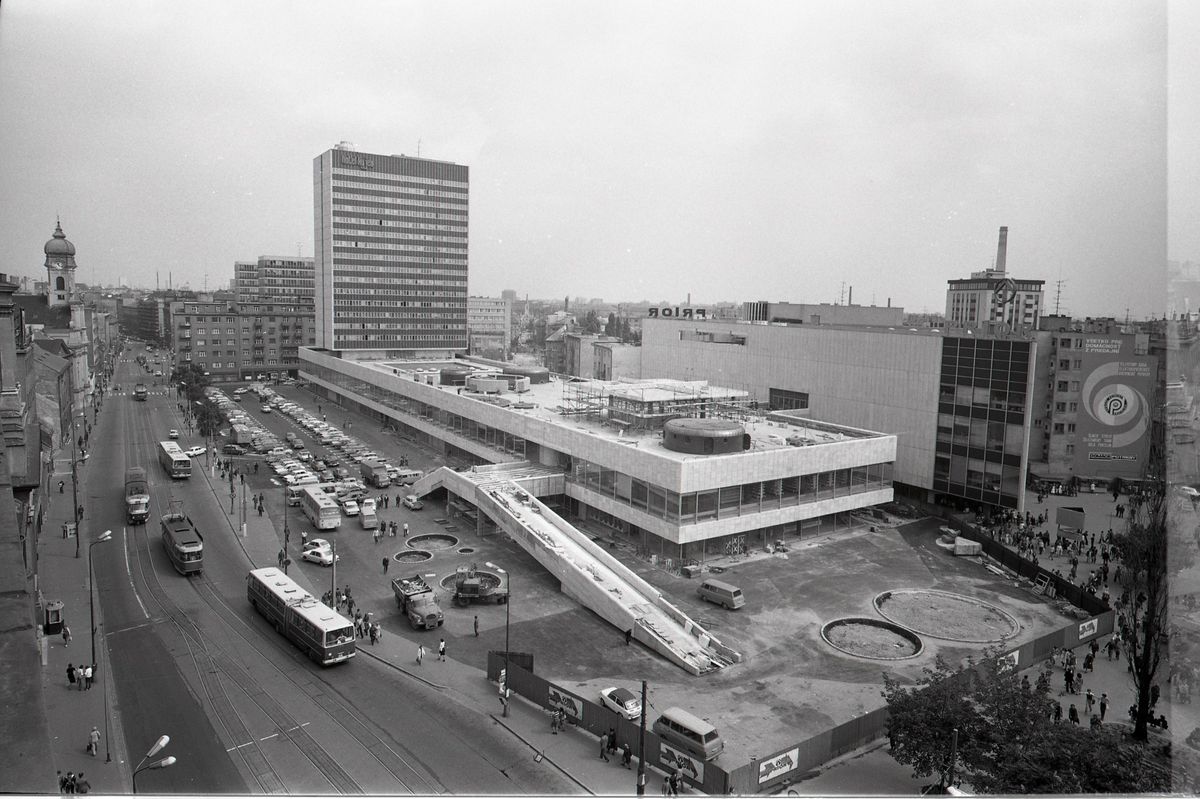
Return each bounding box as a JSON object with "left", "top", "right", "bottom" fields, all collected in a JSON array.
[
  {"left": 697, "top": 579, "right": 745, "bottom": 610},
  {"left": 652, "top": 707, "right": 723, "bottom": 761},
  {"left": 393, "top": 468, "right": 423, "bottom": 486}
]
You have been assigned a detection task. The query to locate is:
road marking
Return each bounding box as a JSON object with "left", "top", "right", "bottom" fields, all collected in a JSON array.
[{"left": 122, "top": 527, "right": 150, "bottom": 619}]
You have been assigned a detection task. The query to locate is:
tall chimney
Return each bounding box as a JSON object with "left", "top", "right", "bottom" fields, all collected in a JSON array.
[
  {"left": 995, "top": 226, "right": 1008, "bottom": 274},
  {"left": 848, "top": 286, "right": 853, "bottom": 305}
]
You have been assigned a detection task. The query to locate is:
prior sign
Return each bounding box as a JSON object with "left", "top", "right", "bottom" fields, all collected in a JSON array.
[{"left": 647, "top": 307, "right": 708, "bottom": 319}]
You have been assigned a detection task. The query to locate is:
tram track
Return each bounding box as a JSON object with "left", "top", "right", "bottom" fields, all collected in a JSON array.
[{"left": 118, "top": 383, "right": 442, "bottom": 795}]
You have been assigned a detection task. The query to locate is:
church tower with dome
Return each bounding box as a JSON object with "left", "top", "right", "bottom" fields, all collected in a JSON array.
[{"left": 44, "top": 218, "right": 77, "bottom": 308}]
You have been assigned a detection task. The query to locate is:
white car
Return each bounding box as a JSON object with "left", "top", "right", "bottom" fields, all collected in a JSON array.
[
  {"left": 1178, "top": 485, "right": 1200, "bottom": 498},
  {"left": 599, "top": 686, "right": 642, "bottom": 721},
  {"left": 341, "top": 499, "right": 360, "bottom": 516},
  {"left": 168, "top": 429, "right": 180, "bottom": 439},
  {"left": 184, "top": 445, "right": 206, "bottom": 458},
  {"left": 233, "top": 388, "right": 249, "bottom": 395},
  {"left": 260, "top": 405, "right": 272, "bottom": 413},
  {"left": 301, "top": 539, "right": 339, "bottom": 566},
  {"left": 402, "top": 495, "right": 424, "bottom": 511},
  {"left": 360, "top": 498, "right": 377, "bottom": 515}
]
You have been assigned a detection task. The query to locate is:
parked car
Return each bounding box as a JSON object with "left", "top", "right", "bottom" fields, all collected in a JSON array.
[
  {"left": 301, "top": 539, "right": 339, "bottom": 566},
  {"left": 341, "top": 499, "right": 360, "bottom": 516},
  {"left": 184, "top": 445, "right": 206, "bottom": 458},
  {"left": 260, "top": 405, "right": 272, "bottom": 413},
  {"left": 222, "top": 443, "right": 247, "bottom": 455},
  {"left": 599, "top": 686, "right": 642, "bottom": 721},
  {"left": 402, "top": 495, "right": 424, "bottom": 511}
]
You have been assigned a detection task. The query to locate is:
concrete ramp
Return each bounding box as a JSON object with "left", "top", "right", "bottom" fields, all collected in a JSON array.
[{"left": 475, "top": 481, "right": 741, "bottom": 675}]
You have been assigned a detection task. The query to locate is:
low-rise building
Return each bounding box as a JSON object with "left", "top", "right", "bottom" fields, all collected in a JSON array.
[{"left": 170, "top": 300, "right": 316, "bottom": 381}]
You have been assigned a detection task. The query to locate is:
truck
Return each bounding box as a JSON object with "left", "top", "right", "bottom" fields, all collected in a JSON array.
[
  {"left": 452, "top": 564, "right": 510, "bottom": 607},
  {"left": 124, "top": 466, "right": 150, "bottom": 524},
  {"left": 133, "top": 383, "right": 148, "bottom": 401},
  {"left": 390, "top": 575, "right": 444, "bottom": 630},
  {"left": 360, "top": 458, "right": 391, "bottom": 488}
]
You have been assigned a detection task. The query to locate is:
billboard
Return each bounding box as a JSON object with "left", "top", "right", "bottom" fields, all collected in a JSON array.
[{"left": 1073, "top": 336, "right": 1157, "bottom": 479}]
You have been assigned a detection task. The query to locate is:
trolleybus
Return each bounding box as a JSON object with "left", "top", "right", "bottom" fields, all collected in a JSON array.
[
  {"left": 157, "top": 441, "right": 192, "bottom": 479},
  {"left": 301, "top": 485, "right": 341, "bottom": 530},
  {"left": 161, "top": 509, "right": 203, "bottom": 575},
  {"left": 246, "top": 567, "right": 356, "bottom": 664}
]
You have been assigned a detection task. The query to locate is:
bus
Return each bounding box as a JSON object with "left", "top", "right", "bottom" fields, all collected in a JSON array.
[
  {"left": 157, "top": 441, "right": 192, "bottom": 479},
  {"left": 133, "top": 383, "right": 148, "bottom": 401},
  {"left": 246, "top": 567, "right": 355, "bottom": 665},
  {"left": 301, "top": 486, "right": 341, "bottom": 530},
  {"left": 161, "top": 510, "right": 203, "bottom": 575}
]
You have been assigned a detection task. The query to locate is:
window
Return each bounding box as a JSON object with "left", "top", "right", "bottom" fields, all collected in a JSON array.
[
  {"left": 1069, "top": 381, "right": 1080, "bottom": 392},
  {"left": 1055, "top": 402, "right": 1066, "bottom": 412},
  {"left": 1067, "top": 423, "right": 1076, "bottom": 433},
  {"left": 1056, "top": 381, "right": 1068, "bottom": 392},
  {"left": 768, "top": 388, "right": 809, "bottom": 411},
  {"left": 1053, "top": 423, "right": 1065, "bottom": 434}
]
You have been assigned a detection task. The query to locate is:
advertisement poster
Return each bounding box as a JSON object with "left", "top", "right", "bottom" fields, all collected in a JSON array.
[{"left": 1073, "top": 337, "right": 1156, "bottom": 480}]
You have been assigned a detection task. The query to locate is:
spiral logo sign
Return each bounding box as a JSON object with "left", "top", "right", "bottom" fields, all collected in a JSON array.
[
  {"left": 1102, "top": 393, "right": 1128, "bottom": 417},
  {"left": 1080, "top": 362, "right": 1149, "bottom": 449}
]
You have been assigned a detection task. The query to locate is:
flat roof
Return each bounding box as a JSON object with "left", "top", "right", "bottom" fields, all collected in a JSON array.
[{"left": 353, "top": 358, "right": 888, "bottom": 459}]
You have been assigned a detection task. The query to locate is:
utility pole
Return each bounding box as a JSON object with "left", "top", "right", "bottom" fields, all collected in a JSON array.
[
  {"left": 72, "top": 415, "right": 82, "bottom": 558},
  {"left": 636, "top": 679, "right": 647, "bottom": 795}
]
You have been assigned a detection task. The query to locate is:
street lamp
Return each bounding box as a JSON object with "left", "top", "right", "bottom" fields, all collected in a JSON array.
[
  {"left": 487, "top": 562, "right": 510, "bottom": 717},
  {"left": 71, "top": 414, "right": 86, "bottom": 558},
  {"left": 88, "top": 530, "right": 113, "bottom": 666},
  {"left": 131, "top": 734, "right": 176, "bottom": 793}
]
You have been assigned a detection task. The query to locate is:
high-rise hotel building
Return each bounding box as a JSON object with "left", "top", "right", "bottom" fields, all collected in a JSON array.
[{"left": 313, "top": 142, "right": 469, "bottom": 358}]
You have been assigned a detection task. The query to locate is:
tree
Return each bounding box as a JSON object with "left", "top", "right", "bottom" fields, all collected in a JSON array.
[
  {"left": 604, "top": 312, "right": 619, "bottom": 337},
  {"left": 1113, "top": 481, "right": 1176, "bottom": 741},
  {"left": 582, "top": 309, "right": 602, "bottom": 334},
  {"left": 883, "top": 648, "right": 1169, "bottom": 792}
]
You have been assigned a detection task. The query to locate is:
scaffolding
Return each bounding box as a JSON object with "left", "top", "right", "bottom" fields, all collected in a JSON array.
[{"left": 557, "top": 377, "right": 759, "bottom": 433}]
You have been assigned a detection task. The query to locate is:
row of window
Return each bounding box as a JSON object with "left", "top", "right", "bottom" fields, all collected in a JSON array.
[
  {"left": 330, "top": 191, "right": 467, "bottom": 210},
  {"left": 330, "top": 168, "right": 469, "bottom": 189},
  {"left": 329, "top": 253, "right": 468, "bottom": 266},
  {"left": 332, "top": 175, "right": 468, "bottom": 194},
  {"left": 331, "top": 204, "right": 467, "bottom": 221}
]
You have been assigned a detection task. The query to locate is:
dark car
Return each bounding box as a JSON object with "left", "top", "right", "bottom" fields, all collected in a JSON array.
[{"left": 222, "top": 443, "right": 247, "bottom": 455}]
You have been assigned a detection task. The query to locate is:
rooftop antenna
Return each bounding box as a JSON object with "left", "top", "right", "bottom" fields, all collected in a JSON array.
[
  {"left": 1053, "top": 279, "right": 1067, "bottom": 315},
  {"left": 417, "top": 138, "right": 422, "bottom": 158},
  {"left": 297, "top": 241, "right": 302, "bottom": 257}
]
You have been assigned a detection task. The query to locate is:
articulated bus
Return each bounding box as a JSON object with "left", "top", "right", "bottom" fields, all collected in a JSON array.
[
  {"left": 301, "top": 486, "right": 341, "bottom": 530},
  {"left": 161, "top": 511, "right": 203, "bottom": 575},
  {"left": 246, "top": 567, "right": 355, "bottom": 665},
  {"left": 157, "top": 441, "right": 192, "bottom": 479}
]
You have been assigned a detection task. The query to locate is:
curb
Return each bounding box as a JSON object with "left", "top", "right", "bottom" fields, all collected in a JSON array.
[{"left": 353, "top": 646, "right": 448, "bottom": 691}]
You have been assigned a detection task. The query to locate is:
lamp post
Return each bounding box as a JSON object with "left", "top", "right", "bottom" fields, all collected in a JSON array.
[
  {"left": 131, "top": 734, "right": 176, "bottom": 793},
  {"left": 488, "top": 562, "right": 510, "bottom": 716},
  {"left": 87, "top": 530, "right": 113, "bottom": 666}
]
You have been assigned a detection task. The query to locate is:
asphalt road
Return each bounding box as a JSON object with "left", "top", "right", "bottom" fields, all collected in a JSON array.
[{"left": 92, "top": 345, "right": 575, "bottom": 794}]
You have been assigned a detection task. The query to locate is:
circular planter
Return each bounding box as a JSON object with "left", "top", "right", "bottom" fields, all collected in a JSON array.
[
  {"left": 394, "top": 549, "right": 432, "bottom": 564},
  {"left": 458, "top": 547, "right": 475, "bottom": 554},
  {"left": 821, "top": 617, "right": 923, "bottom": 660},
  {"left": 439, "top": 568, "right": 504, "bottom": 592},
  {"left": 874, "top": 589, "right": 1019, "bottom": 643},
  {"left": 408, "top": 533, "right": 459, "bottom": 550}
]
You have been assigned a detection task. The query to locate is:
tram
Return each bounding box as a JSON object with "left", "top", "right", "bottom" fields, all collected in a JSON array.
[{"left": 161, "top": 510, "right": 203, "bottom": 575}]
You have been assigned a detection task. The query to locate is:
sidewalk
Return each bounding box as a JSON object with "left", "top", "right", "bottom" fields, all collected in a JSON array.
[{"left": 38, "top": 450, "right": 130, "bottom": 795}]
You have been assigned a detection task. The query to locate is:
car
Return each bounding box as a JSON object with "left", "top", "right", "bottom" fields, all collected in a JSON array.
[
  {"left": 312, "top": 460, "right": 327, "bottom": 471},
  {"left": 318, "top": 469, "right": 335, "bottom": 482},
  {"left": 1178, "top": 485, "right": 1200, "bottom": 498},
  {"left": 232, "top": 394, "right": 243, "bottom": 402},
  {"left": 301, "top": 539, "right": 339, "bottom": 566},
  {"left": 168, "top": 429, "right": 179, "bottom": 439},
  {"left": 402, "top": 495, "right": 424, "bottom": 511},
  {"left": 341, "top": 499, "right": 360, "bottom": 516},
  {"left": 233, "top": 387, "right": 248, "bottom": 394},
  {"left": 222, "top": 444, "right": 247, "bottom": 455},
  {"left": 360, "top": 498, "right": 377, "bottom": 515},
  {"left": 334, "top": 467, "right": 352, "bottom": 480},
  {"left": 297, "top": 451, "right": 313, "bottom": 462},
  {"left": 184, "top": 445, "right": 206, "bottom": 458},
  {"left": 599, "top": 687, "right": 642, "bottom": 721},
  {"left": 260, "top": 405, "right": 273, "bottom": 413},
  {"left": 271, "top": 463, "right": 290, "bottom": 476}
]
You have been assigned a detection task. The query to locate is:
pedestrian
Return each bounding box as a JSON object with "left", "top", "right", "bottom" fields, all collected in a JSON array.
[
  {"left": 403, "top": 522, "right": 409, "bottom": 538},
  {"left": 67, "top": 662, "right": 76, "bottom": 688},
  {"left": 58, "top": 479, "right": 65, "bottom": 493},
  {"left": 57, "top": 770, "right": 68, "bottom": 793},
  {"left": 84, "top": 664, "right": 93, "bottom": 690},
  {"left": 65, "top": 772, "right": 76, "bottom": 794},
  {"left": 87, "top": 726, "right": 100, "bottom": 756},
  {"left": 550, "top": 708, "right": 559, "bottom": 734},
  {"left": 73, "top": 773, "right": 90, "bottom": 795},
  {"left": 1053, "top": 702, "right": 1063, "bottom": 722},
  {"left": 416, "top": 644, "right": 425, "bottom": 665},
  {"left": 625, "top": 628, "right": 633, "bottom": 646},
  {"left": 75, "top": 665, "right": 84, "bottom": 690},
  {"left": 669, "top": 770, "right": 680, "bottom": 796},
  {"left": 373, "top": 528, "right": 380, "bottom": 545},
  {"left": 1084, "top": 652, "right": 1094, "bottom": 673},
  {"left": 662, "top": 776, "right": 670, "bottom": 796},
  {"left": 438, "top": 638, "right": 446, "bottom": 661},
  {"left": 1100, "top": 692, "right": 1109, "bottom": 721},
  {"left": 473, "top": 615, "right": 479, "bottom": 637},
  {"left": 62, "top": 626, "right": 72, "bottom": 647},
  {"left": 607, "top": 727, "right": 618, "bottom": 754},
  {"left": 1085, "top": 688, "right": 1095, "bottom": 714},
  {"left": 382, "top": 556, "right": 390, "bottom": 574},
  {"left": 1068, "top": 703, "right": 1080, "bottom": 724},
  {"left": 369, "top": 623, "right": 379, "bottom": 645},
  {"left": 599, "top": 731, "right": 610, "bottom": 761},
  {"left": 622, "top": 740, "right": 633, "bottom": 768}
]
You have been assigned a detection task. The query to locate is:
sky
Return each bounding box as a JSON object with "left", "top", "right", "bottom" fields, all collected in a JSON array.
[{"left": 0, "top": 1, "right": 1190, "bottom": 319}]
